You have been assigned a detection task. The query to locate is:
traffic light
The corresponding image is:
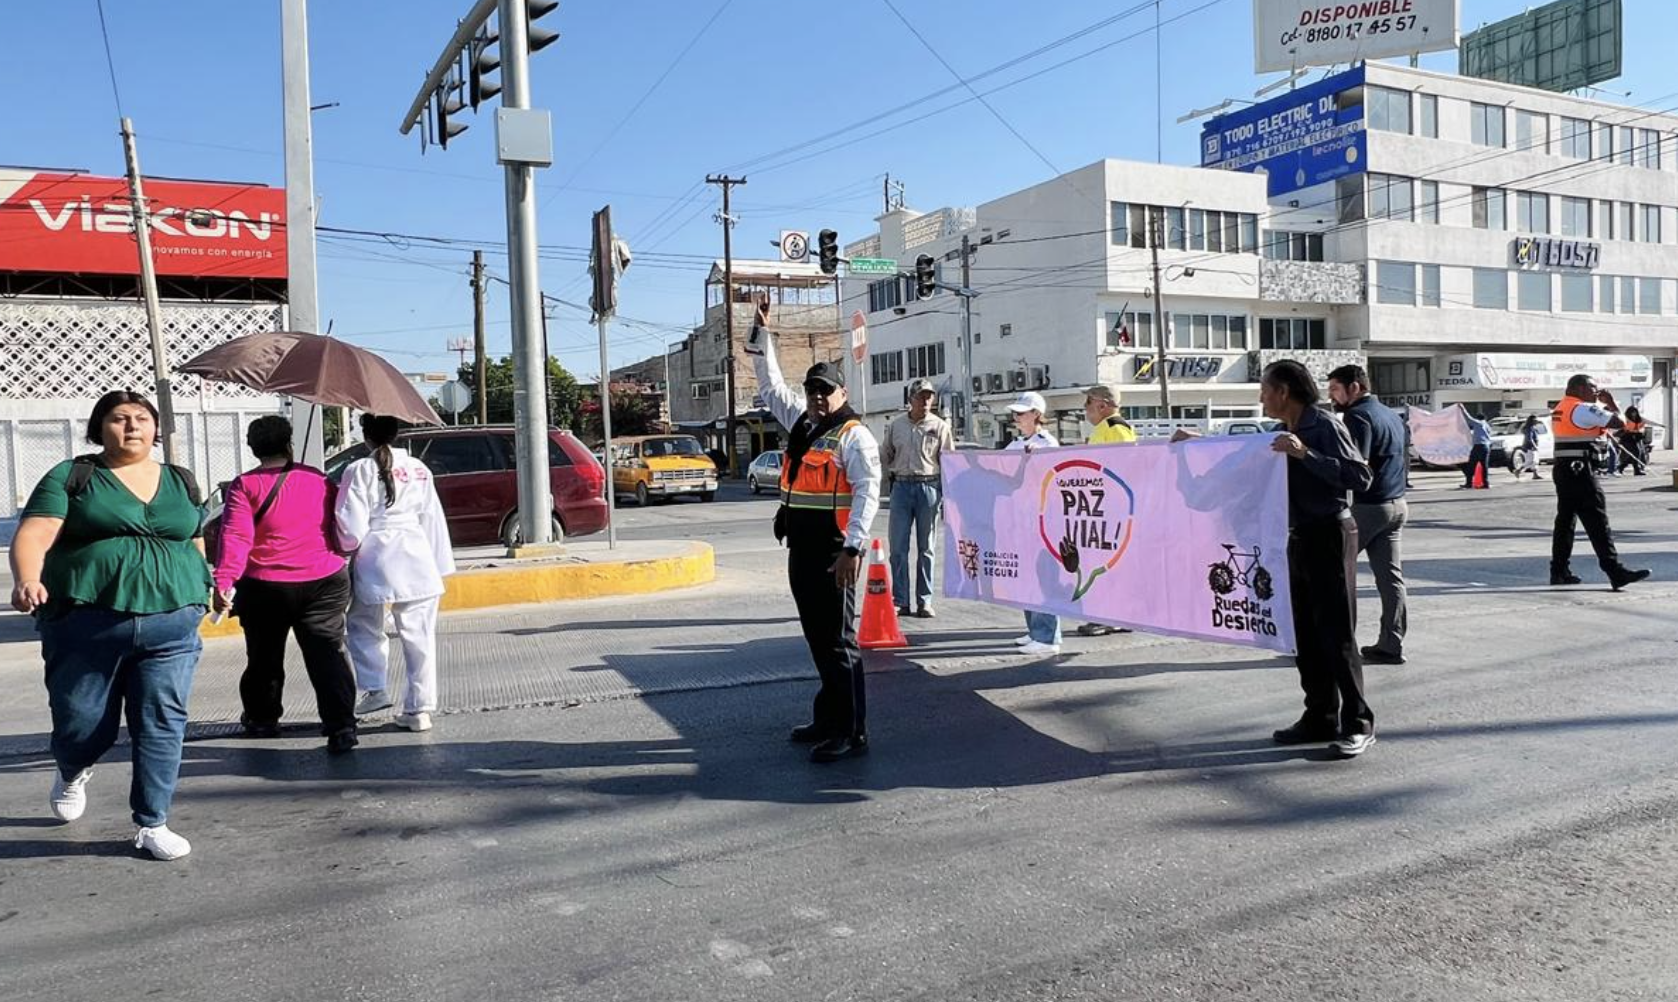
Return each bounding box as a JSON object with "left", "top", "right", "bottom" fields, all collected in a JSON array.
[
  {"left": 469, "top": 30, "right": 502, "bottom": 109},
  {"left": 817, "top": 229, "right": 839, "bottom": 275},
  {"left": 435, "top": 79, "right": 468, "bottom": 148},
  {"left": 914, "top": 254, "right": 937, "bottom": 300},
  {"left": 528, "top": 0, "right": 561, "bottom": 53}
]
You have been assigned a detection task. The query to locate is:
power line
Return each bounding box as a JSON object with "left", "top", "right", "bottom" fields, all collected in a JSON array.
[{"left": 93, "top": 0, "right": 125, "bottom": 118}]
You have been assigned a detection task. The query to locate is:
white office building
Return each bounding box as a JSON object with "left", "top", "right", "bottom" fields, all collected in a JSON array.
[{"left": 844, "top": 62, "right": 1677, "bottom": 448}]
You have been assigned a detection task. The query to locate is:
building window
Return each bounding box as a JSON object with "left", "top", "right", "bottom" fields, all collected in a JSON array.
[
  {"left": 1368, "top": 85, "right": 1412, "bottom": 134},
  {"left": 998, "top": 323, "right": 1012, "bottom": 339},
  {"left": 1223, "top": 212, "right": 1240, "bottom": 253},
  {"left": 1473, "top": 268, "right": 1507, "bottom": 309},
  {"left": 907, "top": 342, "right": 946, "bottom": 378},
  {"left": 1110, "top": 201, "right": 1128, "bottom": 246},
  {"left": 1421, "top": 264, "right": 1441, "bottom": 307},
  {"left": 1561, "top": 273, "right": 1593, "bottom": 313},
  {"left": 1560, "top": 196, "right": 1592, "bottom": 238},
  {"left": 1598, "top": 122, "right": 1615, "bottom": 162},
  {"left": 1515, "top": 110, "right": 1548, "bottom": 152},
  {"left": 1205, "top": 211, "right": 1223, "bottom": 253},
  {"left": 1600, "top": 200, "right": 1615, "bottom": 240},
  {"left": 1229, "top": 315, "right": 1248, "bottom": 349},
  {"left": 1377, "top": 261, "right": 1417, "bottom": 305},
  {"left": 1640, "top": 277, "right": 1662, "bottom": 315},
  {"left": 867, "top": 277, "right": 905, "bottom": 313},
  {"left": 1515, "top": 191, "right": 1550, "bottom": 234},
  {"left": 1129, "top": 205, "right": 1149, "bottom": 248},
  {"left": 1472, "top": 187, "right": 1506, "bottom": 230},
  {"left": 1240, "top": 213, "right": 1258, "bottom": 254},
  {"left": 1641, "top": 204, "right": 1662, "bottom": 243},
  {"left": 1420, "top": 181, "right": 1440, "bottom": 224},
  {"left": 1106, "top": 310, "right": 1154, "bottom": 349},
  {"left": 1368, "top": 174, "right": 1414, "bottom": 221},
  {"left": 1618, "top": 126, "right": 1635, "bottom": 166},
  {"left": 1192, "top": 314, "right": 1211, "bottom": 349},
  {"left": 1172, "top": 313, "right": 1191, "bottom": 349},
  {"left": 1165, "top": 206, "right": 1186, "bottom": 249},
  {"left": 1620, "top": 275, "right": 1637, "bottom": 314},
  {"left": 1418, "top": 93, "right": 1438, "bottom": 138},
  {"left": 1638, "top": 129, "right": 1662, "bottom": 169},
  {"left": 1560, "top": 117, "right": 1592, "bottom": 159},
  {"left": 1189, "top": 209, "right": 1206, "bottom": 250},
  {"left": 1337, "top": 175, "right": 1365, "bottom": 224},
  {"left": 1517, "top": 270, "right": 1552, "bottom": 312},
  {"left": 870, "top": 351, "right": 903, "bottom": 385},
  {"left": 1599, "top": 274, "right": 1616, "bottom": 313},
  {"left": 1372, "top": 360, "right": 1431, "bottom": 397},
  {"left": 1258, "top": 318, "right": 1326, "bottom": 350},
  {"left": 1263, "top": 230, "right": 1325, "bottom": 261},
  {"left": 1618, "top": 201, "right": 1636, "bottom": 241},
  {"left": 1471, "top": 102, "right": 1505, "bottom": 147}
]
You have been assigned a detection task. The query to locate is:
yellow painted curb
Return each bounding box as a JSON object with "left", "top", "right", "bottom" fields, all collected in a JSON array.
[{"left": 199, "top": 542, "right": 715, "bottom": 640}]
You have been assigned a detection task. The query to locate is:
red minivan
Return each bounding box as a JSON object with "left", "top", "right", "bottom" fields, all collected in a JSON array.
[{"left": 323, "top": 426, "right": 608, "bottom": 547}]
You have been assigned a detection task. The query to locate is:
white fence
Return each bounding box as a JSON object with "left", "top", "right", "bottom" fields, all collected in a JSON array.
[{"left": 0, "top": 410, "right": 276, "bottom": 518}]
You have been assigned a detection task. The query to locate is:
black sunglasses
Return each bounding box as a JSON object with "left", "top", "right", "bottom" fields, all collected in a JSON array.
[{"left": 803, "top": 383, "right": 836, "bottom": 397}]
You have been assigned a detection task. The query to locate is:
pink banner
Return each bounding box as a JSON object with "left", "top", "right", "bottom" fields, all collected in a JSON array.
[{"left": 941, "top": 436, "right": 1297, "bottom": 653}]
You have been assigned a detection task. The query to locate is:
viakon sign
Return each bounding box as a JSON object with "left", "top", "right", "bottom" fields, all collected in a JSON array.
[
  {"left": 1201, "top": 65, "right": 1366, "bottom": 197},
  {"left": 0, "top": 169, "right": 287, "bottom": 280}
]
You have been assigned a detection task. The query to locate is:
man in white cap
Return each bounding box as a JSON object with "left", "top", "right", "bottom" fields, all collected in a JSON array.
[
  {"left": 881, "top": 378, "right": 954, "bottom": 618},
  {"left": 1005, "top": 391, "right": 1062, "bottom": 655},
  {"left": 1076, "top": 384, "right": 1136, "bottom": 637}
]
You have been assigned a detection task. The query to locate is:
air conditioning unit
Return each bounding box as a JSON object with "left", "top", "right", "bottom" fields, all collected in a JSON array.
[
  {"left": 1028, "top": 364, "right": 1050, "bottom": 389},
  {"left": 1008, "top": 368, "right": 1028, "bottom": 391},
  {"left": 985, "top": 373, "right": 1005, "bottom": 393},
  {"left": 971, "top": 376, "right": 985, "bottom": 395}
]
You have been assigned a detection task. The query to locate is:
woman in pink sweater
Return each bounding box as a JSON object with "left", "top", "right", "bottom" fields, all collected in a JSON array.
[{"left": 212, "top": 416, "right": 358, "bottom": 753}]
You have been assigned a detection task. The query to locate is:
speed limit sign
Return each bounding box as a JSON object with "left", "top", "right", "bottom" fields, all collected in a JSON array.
[{"left": 779, "top": 230, "right": 809, "bottom": 263}]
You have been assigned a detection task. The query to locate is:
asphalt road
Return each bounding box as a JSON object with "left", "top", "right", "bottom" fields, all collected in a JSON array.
[{"left": 2, "top": 464, "right": 1677, "bottom": 1001}]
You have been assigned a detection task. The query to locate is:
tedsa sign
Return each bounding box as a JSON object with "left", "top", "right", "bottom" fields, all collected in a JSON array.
[
  {"left": 1254, "top": 0, "right": 1460, "bottom": 73},
  {"left": 0, "top": 169, "right": 286, "bottom": 280}
]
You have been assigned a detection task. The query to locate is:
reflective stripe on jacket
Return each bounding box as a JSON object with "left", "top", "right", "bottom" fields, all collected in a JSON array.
[{"left": 780, "top": 419, "right": 860, "bottom": 533}]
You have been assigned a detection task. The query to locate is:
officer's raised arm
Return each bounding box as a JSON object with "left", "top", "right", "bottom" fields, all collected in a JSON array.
[{"left": 745, "top": 294, "right": 805, "bottom": 432}]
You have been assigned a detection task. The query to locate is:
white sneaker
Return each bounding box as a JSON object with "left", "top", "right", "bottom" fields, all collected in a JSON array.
[
  {"left": 1012, "top": 635, "right": 1034, "bottom": 645},
  {"left": 135, "top": 825, "right": 192, "bottom": 861},
  {"left": 49, "top": 767, "right": 92, "bottom": 822},
  {"left": 1017, "top": 641, "right": 1061, "bottom": 655},
  {"left": 1331, "top": 732, "right": 1377, "bottom": 758},
  {"left": 355, "top": 690, "right": 394, "bottom": 716},
  {"left": 395, "top": 712, "right": 432, "bottom": 732}
]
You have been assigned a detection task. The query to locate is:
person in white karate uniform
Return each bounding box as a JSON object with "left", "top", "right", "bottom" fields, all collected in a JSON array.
[{"left": 335, "top": 414, "right": 456, "bottom": 732}]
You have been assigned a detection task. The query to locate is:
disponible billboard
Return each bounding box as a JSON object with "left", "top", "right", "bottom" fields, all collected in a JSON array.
[
  {"left": 0, "top": 170, "right": 287, "bottom": 280},
  {"left": 1254, "top": 0, "right": 1460, "bottom": 73},
  {"left": 1200, "top": 64, "right": 1365, "bottom": 197}
]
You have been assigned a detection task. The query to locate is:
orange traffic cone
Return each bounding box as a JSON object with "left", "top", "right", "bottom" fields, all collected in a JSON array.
[
  {"left": 859, "top": 539, "right": 908, "bottom": 650},
  {"left": 1472, "top": 458, "right": 1487, "bottom": 489}
]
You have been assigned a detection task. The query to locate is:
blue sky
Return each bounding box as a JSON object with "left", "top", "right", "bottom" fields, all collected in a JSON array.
[{"left": 9, "top": 0, "right": 1671, "bottom": 378}]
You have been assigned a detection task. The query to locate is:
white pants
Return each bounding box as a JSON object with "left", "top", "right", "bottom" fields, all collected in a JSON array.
[{"left": 346, "top": 596, "right": 440, "bottom": 714}]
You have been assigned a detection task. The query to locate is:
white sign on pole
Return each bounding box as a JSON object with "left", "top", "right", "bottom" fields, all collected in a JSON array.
[
  {"left": 436, "top": 380, "right": 472, "bottom": 415},
  {"left": 1252, "top": 0, "right": 1460, "bottom": 73},
  {"left": 779, "top": 230, "right": 809, "bottom": 263}
]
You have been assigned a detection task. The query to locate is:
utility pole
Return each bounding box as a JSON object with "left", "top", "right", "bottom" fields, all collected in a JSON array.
[
  {"left": 472, "top": 249, "right": 487, "bottom": 425},
  {"left": 119, "top": 118, "right": 179, "bottom": 467},
  {"left": 500, "top": 0, "right": 554, "bottom": 547},
  {"left": 281, "top": 0, "right": 324, "bottom": 466},
  {"left": 959, "top": 233, "right": 975, "bottom": 441},
  {"left": 706, "top": 174, "right": 745, "bottom": 477},
  {"left": 1148, "top": 208, "right": 1171, "bottom": 416}
]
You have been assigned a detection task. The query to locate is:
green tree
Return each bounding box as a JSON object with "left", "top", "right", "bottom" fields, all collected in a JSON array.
[
  {"left": 455, "top": 355, "right": 583, "bottom": 430},
  {"left": 580, "top": 386, "right": 661, "bottom": 440}
]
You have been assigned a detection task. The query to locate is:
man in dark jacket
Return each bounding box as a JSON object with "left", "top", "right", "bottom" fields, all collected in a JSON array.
[{"left": 1328, "top": 365, "right": 1408, "bottom": 666}]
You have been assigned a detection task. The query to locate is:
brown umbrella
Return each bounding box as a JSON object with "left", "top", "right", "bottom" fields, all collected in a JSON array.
[{"left": 179, "top": 331, "right": 443, "bottom": 426}]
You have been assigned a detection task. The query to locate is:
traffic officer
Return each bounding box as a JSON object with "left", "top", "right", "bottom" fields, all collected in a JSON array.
[
  {"left": 1076, "top": 384, "right": 1136, "bottom": 637},
  {"left": 746, "top": 297, "right": 882, "bottom": 762},
  {"left": 1550, "top": 373, "right": 1650, "bottom": 590}
]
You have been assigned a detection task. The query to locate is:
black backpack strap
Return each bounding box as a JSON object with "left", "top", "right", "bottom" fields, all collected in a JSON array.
[
  {"left": 64, "top": 455, "right": 103, "bottom": 499},
  {"left": 165, "top": 464, "right": 204, "bottom": 508},
  {"left": 252, "top": 465, "right": 293, "bottom": 524}
]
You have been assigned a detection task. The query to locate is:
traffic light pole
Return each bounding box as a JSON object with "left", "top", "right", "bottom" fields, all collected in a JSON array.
[
  {"left": 498, "top": 0, "right": 555, "bottom": 548},
  {"left": 1148, "top": 208, "right": 1171, "bottom": 416},
  {"left": 281, "top": 0, "right": 324, "bottom": 466}
]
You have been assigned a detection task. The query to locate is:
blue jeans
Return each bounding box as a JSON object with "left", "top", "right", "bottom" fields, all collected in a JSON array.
[
  {"left": 41, "top": 605, "right": 204, "bottom": 827},
  {"left": 888, "top": 480, "right": 941, "bottom": 610},
  {"left": 1025, "top": 610, "right": 1062, "bottom": 645}
]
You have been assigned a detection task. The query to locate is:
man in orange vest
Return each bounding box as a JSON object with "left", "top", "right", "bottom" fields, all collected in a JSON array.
[
  {"left": 1550, "top": 374, "right": 1650, "bottom": 590},
  {"left": 746, "top": 297, "right": 882, "bottom": 762}
]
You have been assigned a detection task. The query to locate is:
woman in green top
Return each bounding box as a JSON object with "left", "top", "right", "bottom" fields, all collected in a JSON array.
[{"left": 9, "top": 391, "right": 211, "bottom": 861}]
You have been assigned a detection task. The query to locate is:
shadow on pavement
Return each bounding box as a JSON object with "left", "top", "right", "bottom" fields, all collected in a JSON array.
[{"left": 498, "top": 616, "right": 799, "bottom": 637}]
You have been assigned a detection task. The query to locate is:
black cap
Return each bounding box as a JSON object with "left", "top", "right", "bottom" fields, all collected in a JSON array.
[{"left": 804, "top": 361, "right": 845, "bottom": 390}]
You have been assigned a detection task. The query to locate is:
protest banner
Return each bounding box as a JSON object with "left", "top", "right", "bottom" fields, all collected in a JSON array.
[
  {"left": 940, "top": 437, "right": 1296, "bottom": 654},
  {"left": 1406, "top": 405, "right": 1473, "bottom": 466}
]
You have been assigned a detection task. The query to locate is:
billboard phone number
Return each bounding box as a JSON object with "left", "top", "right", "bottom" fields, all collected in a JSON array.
[{"left": 1287, "top": 15, "right": 1417, "bottom": 45}]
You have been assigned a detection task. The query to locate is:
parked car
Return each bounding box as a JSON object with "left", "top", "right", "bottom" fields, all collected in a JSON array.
[
  {"left": 611, "top": 434, "right": 719, "bottom": 505},
  {"left": 746, "top": 450, "right": 783, "bottom": 494},
  {"left": 322, "top": 425, "right": 608, "bottom": 547},
  {"left": 1220, "top": 418, "right": 1284, "bottom": 436},
  {"left": 1488, "top": 415, "right": 1553, "bottom": 470}
]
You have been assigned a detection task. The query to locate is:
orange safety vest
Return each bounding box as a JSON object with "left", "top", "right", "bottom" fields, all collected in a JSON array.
[
  {"left": 1551, "top": 398, "right": 1607, "bottom": 458},
  {"left": 1623, "top": 420, "right": 1646, "bottom": 434},
  {"left": 780, "top": 419, "right": 859, "bottom": 533}
]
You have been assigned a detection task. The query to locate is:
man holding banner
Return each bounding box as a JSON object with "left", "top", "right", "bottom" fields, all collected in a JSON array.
[{"left": 746, "top": 298, "right": 882, "bottom": 763}]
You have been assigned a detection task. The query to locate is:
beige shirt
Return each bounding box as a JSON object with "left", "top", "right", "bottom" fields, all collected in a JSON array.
[{"left": 881, "top": 411, "right": 955, "bottom": 480}]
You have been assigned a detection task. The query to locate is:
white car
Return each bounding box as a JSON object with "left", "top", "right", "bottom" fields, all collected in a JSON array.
[
  {"left": 746, "top": 450, "right": 783, "bottom": 494},
  {"left": 1489, "top": 416, "right": 1552, "bottom": 469}
]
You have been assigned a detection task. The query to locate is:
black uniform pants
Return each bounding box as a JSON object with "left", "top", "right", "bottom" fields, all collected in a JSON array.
[
  {"left": 787, "top": 542, "right": 866, "bottom": 739},
  {"left": 235, "top": 570, "right": 358, "bottom": 735},
  {"left": 1551, "top": 459, "right": 1621, "bottom": 576},
  {"left": 1289, "top": 517, "right": 1373, "bottom": 737}
]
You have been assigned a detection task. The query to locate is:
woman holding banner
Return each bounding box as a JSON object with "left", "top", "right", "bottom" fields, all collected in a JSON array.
[{"left": 1006, "top": 392, "right": 1063, "bottom": 656}]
